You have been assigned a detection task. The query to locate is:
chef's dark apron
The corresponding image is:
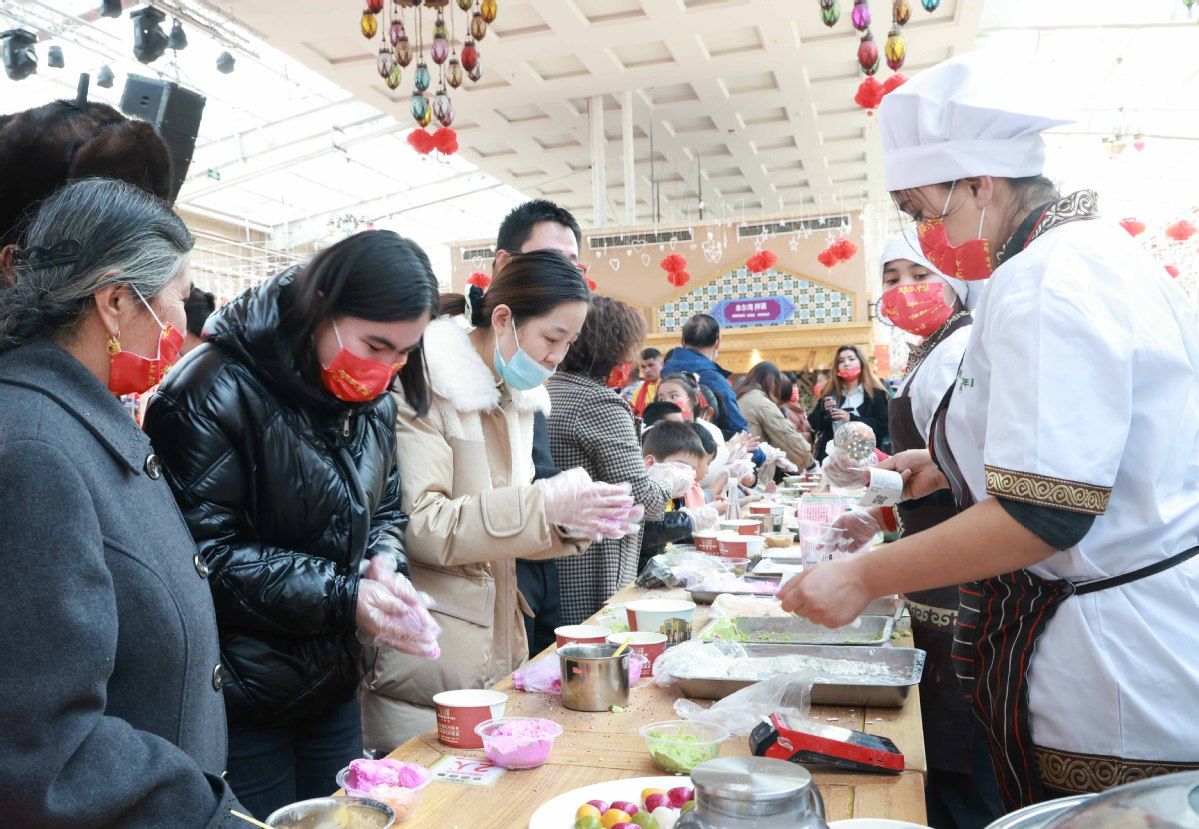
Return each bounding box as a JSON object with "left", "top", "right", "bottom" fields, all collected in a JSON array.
[{"left": 888, "top": 314, "right": 976, "bottom": 776}]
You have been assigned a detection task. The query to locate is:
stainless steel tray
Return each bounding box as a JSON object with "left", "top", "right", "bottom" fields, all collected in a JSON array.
[
  {"left": 696, "top": 615, "right": 894, "bottom": 646},
  {"left": 687, "top": 587, "right": 779, "bottom": 605},
  {"left": 676, "top": 644, "right": 926, "bottom": 707}
]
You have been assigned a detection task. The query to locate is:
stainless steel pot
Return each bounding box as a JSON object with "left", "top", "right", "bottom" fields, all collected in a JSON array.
[
  {"left": 265, "top": 796, "right": 395, "bottom": 828},
  {"left": 675, "top": 756, "right": 828, "bottom": 829},
  {"left": 559, "top": 643, "right": 630, "bottom": 712}
]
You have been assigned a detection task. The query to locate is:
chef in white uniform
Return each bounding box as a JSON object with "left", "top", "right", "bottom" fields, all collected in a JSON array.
[{"left": 779, "top": 50, "right": 1199, "bottom": 813}]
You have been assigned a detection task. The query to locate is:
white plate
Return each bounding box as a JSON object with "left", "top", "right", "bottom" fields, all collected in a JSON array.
[
  {"left": 528, "top": 776, "right": 685, "bottom": 829},
  {"left": 830, "top": 820, "right": 931, "bottom": 828}
]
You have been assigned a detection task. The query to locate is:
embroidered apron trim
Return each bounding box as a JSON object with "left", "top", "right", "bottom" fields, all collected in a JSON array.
[
  {"left": 1036, "top": 746, "right": 1199, "bottom": 795},
  {"left": 984, "top": 466, "right": 1112, "bottom": 515}
]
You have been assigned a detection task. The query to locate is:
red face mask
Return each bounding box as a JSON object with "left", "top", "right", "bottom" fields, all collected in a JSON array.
[
  {"left": 917, "top": 181, "right": 993, "bottom": 281},
  {"left": 880, "top": 281, "right": 956, "bottom": 337},
  {"left": 107, "top": 290, "right": 185, "bottom": 396},
  {"left": 319, "top": 321, "right": 402, "bottom": 403},
  {"left": 837, "top": 366, "right": 861, "bottom": 382}
]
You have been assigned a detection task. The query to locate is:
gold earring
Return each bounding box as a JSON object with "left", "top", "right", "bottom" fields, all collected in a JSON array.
[{"left": 106, "top": 330, "right": 121, "bottom": 357}]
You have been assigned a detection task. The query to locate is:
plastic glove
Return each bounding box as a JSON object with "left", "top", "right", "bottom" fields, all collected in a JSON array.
[
  {"left": 645, "top": 460, "right": 697, "bottom": 498},
  {"left": 821, "top": 445, "right": 873, "bottom": 489},
  {"left": 758, "top": 442, "right": 799, "bottom": 474},
  {"left": 357, "top": 555, "right": 441, "bottom": 659},
  {"left": 538, "top": 467, "right": 636, "bottom": 542},
  {"left": 829, "top": 509, "right": 882, "bottom": 555},
  {"left": 682, "top": 504, "right": 721, "bottom": 532}
]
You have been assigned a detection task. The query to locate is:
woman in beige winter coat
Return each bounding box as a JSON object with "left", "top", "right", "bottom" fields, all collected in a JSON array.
[
  {"left": 736, "top": 361, "right": 813, "bottom": 473},
  {"left": 361, "top": 251, "right": 635, "bottom": 752}
]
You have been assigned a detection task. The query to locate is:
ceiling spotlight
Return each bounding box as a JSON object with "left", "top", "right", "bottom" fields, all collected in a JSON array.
[
  {"left": 97, "top": 63, "right": 115, "bottom": 87},
  {"left": 47, "top": 45, "right": 65, "bottom": 69},
  {"left": 1, "top": 29, "right": 38, "bottom": 81},
  {"left": 167, "top": 19, "right": 187, "bottom": 51},
  {"left": 130, "top": 7, "right": 168, "bottom": 64},
  {"left": 216, "top": 50, "right": 235, "bottom": 74},
  {"left": 100, "top": 0, "right": 123, "bottom": 18}
]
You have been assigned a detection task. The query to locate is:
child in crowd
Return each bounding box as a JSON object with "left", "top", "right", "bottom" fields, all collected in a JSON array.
[
  {"left": 637, "top": 421, "right": 721, "bottom": 572},
  {"left": 641, "top": 400, "right": 685, "bottom": 430}
]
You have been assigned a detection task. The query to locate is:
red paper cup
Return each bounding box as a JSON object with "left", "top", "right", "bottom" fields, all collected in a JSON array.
[
  {"left": 432, "top": 689, "right": 507, "bottom": 749},
  {"left": 692, "top": 530, "right": 721, "bottom": 554},
  {"left": 720, "top": 518, "right": 764, "bottom": 536},
  {"left": 555, "top": 624, "right": 612, "bottom": 648},
  {"left": 606, "top": 631, "right": 668, "bottom": 669},
  {"left": 718, "top": 534, "right": 765, "bottom": 558}
]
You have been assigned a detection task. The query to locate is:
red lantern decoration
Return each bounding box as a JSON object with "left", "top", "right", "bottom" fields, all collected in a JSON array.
[
  {"left": 467, "top": 271, "right": 491, "bottom": 289},
  {"left": 881, "top": 72, "right": 909, "bottom": 95},
  {"left": 366, "top": 0, "right": 383, "bottom": 13},
  {"left": 406, "top": 128, "right": 436, "bottom": 155},
  {"left": 857, "top": 32, "right": 880, "bottom": 76},
  {"left": 1165, "top": 219, "right": 1197, "bottom": 242},
  {"left": 816, "top": 249, "right": 838, "bottom": 268},
  {"left": 667, "top": 270, "right": 691, "bottom": 288},
  {"left": 431, "top": 127, "right": 458, "bottom": 155},
  {"left": 747, "top": 250, "right": 778, "bottom": 273},
  {"left": 830, "top": 238, "right": 859, "bottom": 261},
  {"left": 854, "top": 76, "right": 885, "bottom": 112},
  {"left": 460, "top": 39, "right": 479, "bottom": 71},
  {"left": 1119, "top": 218, "right": 1146, "bottom": 237},
  {"left": 1165, "top": 264, "right": 1181, "bottom": 279},
  {"left": 660, "top": 253, "right": 688, "bottom": 274}
]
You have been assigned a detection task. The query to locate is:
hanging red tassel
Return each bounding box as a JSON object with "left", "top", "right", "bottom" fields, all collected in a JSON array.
[
  {"left": 830, "top": 238, "right": 859, "bottom": 262},
  {"left": 1119, "top": 218, "right": 1147, "bottom": 237},
  {"left": 817, "top": 249, "right": 838, "bottom": 269},
  {"left": 432, "top": 127, "right": 458, "bottom": 155},
  {"left": 1165, "top": 219, "right": 1197, "bottom": 242},
  {"left": 667, "top": 270, "right": 691, "bottom": 288},
  {"left": 854, "top": 76, "right": 885, "bottom": 112},
  {"left": 747, "top": 250, "right": 778, "bottom": 273},
  {"left": 660, "top": 253, "right": 688, "bottom": 274},
  {"left": 466, "top": 271, "right": 491, "bottom": 289},
  {"left": 407, "top": 128, "right": 436, "bottom": 155},
  {"left": 1165, "top": 264, "right": 1181, "bottom": 278},
  {"left": 881, "top": 72, "right": 909, "bottom": 96}
]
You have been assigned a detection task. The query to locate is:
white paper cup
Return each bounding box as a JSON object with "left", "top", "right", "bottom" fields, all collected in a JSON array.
[{"left": 625, "top": 599, "right": 696, "bottom": 646}]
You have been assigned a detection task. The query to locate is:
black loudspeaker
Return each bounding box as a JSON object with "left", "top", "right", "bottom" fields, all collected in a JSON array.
[{"left": 119, "top": 74, "right": 205, "bottom": 202}]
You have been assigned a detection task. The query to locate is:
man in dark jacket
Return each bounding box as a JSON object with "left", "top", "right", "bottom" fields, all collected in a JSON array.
[
  {"left": 662, "top": 313, "right": 750, "bottom": 438},
  {"left": 491, "top": 199, "right": 586, "bottom": 655}
]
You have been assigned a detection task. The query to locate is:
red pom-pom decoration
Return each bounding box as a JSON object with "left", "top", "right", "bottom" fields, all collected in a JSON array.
[
  {"left": 816, "top": 249, "right": 838, "bottom": 269},
  {"left": 667, "top": 270, "right": 691, "bottom": 288},
  {"left": 432, "top": 127, "right": 458, "bottom": 155},
  {"left": 1119, "top": 218, "right": 1146, "bottom": 237},
  {"left": 407, "top": 128, "right": 436, "bottom": 155},
  {"left": 746, "top": 250, "right": 778, "bottom": 273},
  {"left": 830, "top": 238, "right": 859, "bottom": 262},
  {"left": 466, "top": 271, "right": 491, "bottom": 289},
  {"left": 1165, "top": 264, "right": 1181, "bottom": 279},
  {"left": 586, "top": 277, "right": 597, "bottom": 291},
  {"left": 660, "top": 253, "right": 688, "bottom": 273},
  {"left": 881, "top": 73, "right": 909, "bottom": 96},
  {"left": 854, "top": 76, "right": 884, "bottom": 112},
  {"left": 1165, "top": 219, "right": 1197, "bottom": 242}
]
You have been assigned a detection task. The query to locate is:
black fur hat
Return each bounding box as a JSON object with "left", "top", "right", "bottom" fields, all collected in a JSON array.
[{"left": 0, "top": 100, "right": 172, "bottom": 246}]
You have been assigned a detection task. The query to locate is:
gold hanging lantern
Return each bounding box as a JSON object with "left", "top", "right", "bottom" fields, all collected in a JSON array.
[
  {"left": 470, "top": 12, "right": 488, "bottom": 40},
  {"left": 456, "top": 0, "right": 473, "bottom": 9},
  {"left": 480, "top": 0, "right": 498, "bottom": 24},
  {"left": 394, "top": 36, "right": 413, "bottom": 67},
  {"left": 892, "top": 0, "right": 911, "bottom": 25},
  {"left": 446, "top": 56, "right": 463, "bottom": 88},
  {"left": 360, "top": 10, "right": 379, "bottom": 38},
  {"left": 885, "top": 24, "right": 906, "bottom": 71}
]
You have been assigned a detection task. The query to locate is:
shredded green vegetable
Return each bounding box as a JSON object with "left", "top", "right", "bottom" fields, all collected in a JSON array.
[{"left": 647, "top": 732, "right": 719, "bottom": 774}]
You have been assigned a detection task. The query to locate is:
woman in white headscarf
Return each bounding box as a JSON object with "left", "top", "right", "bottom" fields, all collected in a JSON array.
[{"left": 780, "top": 50, "right": 1199, "bottom": 813}]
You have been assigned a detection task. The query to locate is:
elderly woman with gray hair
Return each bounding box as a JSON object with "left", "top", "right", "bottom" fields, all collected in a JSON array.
[{"left": 0, "top": 178, "right": 246, "bottom": 828}]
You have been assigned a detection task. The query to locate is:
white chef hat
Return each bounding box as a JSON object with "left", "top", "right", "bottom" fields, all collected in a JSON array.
[
  {"left": 880, "top": 50, "right": 1074, "bottom": 192},
  {"left": 880, "top": 228, "right": 984, "bottom": 311}
]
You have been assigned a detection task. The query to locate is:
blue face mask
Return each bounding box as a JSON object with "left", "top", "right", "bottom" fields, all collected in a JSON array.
[{"left": 493, "top": 317, "right": 554, "bottom": 390}]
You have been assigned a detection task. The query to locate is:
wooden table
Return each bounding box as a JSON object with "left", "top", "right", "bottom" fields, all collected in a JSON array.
[{"left": 371, "top": 583, "right": 928, "bottom": 827}]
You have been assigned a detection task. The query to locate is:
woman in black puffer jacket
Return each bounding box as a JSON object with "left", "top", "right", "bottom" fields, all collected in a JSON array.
[{"left": 145, "top": 231, "right": 441, "bottom": 819}]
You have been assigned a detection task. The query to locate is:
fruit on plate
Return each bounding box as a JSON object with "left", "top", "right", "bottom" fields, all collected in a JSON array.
[
  {"left": 681, "top": 801, "right": 696, "bottom": 813},
  {"left": 610, "top": 801, "right": 639, "bottom": 816},
  {"left": 650, "top": 807, "right": 678, "bottom": 829},
  {"left": 640, "top": 788, "right": 666, "bottom": 804},
  {"left": 601, "top": 809, "right": 632, "bottom": 828},
  {"left": 643, "top": 793, "right": 669, "bottom": 813},
  {"left": 577, "top": 805, "right": 602, "bottom": 820},
  {"left": 588, "top": 800, "right": 610, "bottom": 814},
  {"left": 631, "top": 813, "right": 660, "bottom": 829},
  {"left": 667, "top": 787, "right": 694, "bottom": 809},
  {"left": 574, "top": 818, "right": 602, "bottom": 829}
]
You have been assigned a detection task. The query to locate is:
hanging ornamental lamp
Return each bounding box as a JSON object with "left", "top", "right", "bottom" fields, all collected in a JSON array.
[
  {"left": 857, "top": 31, "right": 880, "bottom": 75},
  {"left": 481, "top": 0, "right": 498, "bottom": 23},
  {"left": 851, "top": 0, "right": 871, "bottom": 31},
  {"left": 456, "top": 0, "right": 473, "bottom": 9},
  {"left": 893, "top": 0, "right": 911, "bottom": 26},
  {"left": 461, "top": 39, "right": 479, "bottom": 71},
  {"left": 921, "top": 0, "right": 940, "bottom": 10},
  {"left": 361, "top": 11, "right": 378, "bottom": 38},
  {"left": 819, "top": 0, "right": 840, "bottom": 27},
  {"left": 377, "top": 46, "right": 394, "bottom": 78},
  {"left": 386, "top": 64, "right": 402, "bottom": 90},
  {"left": 366, "top": 0, "right": 384, "bottom": 13},
  {"left": 446, "top": 56, "right": 464, "bottom": 88},
  {"left": 433, "top": 89, "right": 454, "bottom": 127},
  {"left": 395, "top": 35, "right": 413, "bottom": 66},
  {"left": 467, "top": 59, "right": 482, "bottom": 82},
  {"left": 414, "top": 61, "right": 431, "bottom": 92},
  {"left": 410, "top": 92, "right": 429, "bottom": 124},
  {"left": 431, "top": 19, "right": 449, "bottom": 64},
  {"left": 389, "top": 18, "right": 405, "bottom": 46},
  {"left": 885, "top": 24, "right": 906, "bottom": 71},
  {"left": 470, "top": 12, "right": 488, "bottom": 40}
]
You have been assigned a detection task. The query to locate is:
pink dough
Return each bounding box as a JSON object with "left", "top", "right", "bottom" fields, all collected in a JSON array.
[
  {"left": 480, "top": 719, "right": 561, "bottom": 768},
  {"left": 345, "top": 758, "right": 431, "bottom": 793}
]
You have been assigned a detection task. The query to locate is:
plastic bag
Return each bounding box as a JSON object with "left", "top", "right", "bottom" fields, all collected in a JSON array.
[
  {"left": 673, "top": 670, "right": 813, "bottom": 737},
  {"left": 709, "top": 593, "right": 790, "bottom": 619},
  {"left": 689, "top": 573, "right": 778, "bottom": 596},
  {"left": 635, "top": 549, "right": 743, "bottom": 589},
  {"left": 652, "top": 640, "right": 749, "bottom": 686},
  {"left": 512, "top": 649, "right": 650, "bottom": 694}
]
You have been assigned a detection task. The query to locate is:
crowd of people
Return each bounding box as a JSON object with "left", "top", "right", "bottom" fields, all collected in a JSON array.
[{"left": 2, "top": 47, "right": 1197, "bottom": 829}]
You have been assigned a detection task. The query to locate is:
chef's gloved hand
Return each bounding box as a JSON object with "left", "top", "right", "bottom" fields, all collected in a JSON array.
[
  {"left": 538, "top": 467, "right": 636, "bottom": 542},
  {"left": 357, "top": 554, "right": 441, "bottom": 659},
  {"left": 683, "top": 504, "right": 721, "bottom": 532},
  {"left": 759, "top": 442, "right": 799, "bottom": 474},
  {"left": 829, "top": 509, "right": 882, "bottom": 555},
  {"left": 645, "top": 460, "right": 698, "bottom": 498},
  {"left": 821, "top": 446, "right": 873, "bottom": 489}
]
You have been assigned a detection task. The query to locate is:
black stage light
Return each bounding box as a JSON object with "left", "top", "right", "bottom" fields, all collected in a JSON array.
[
  {"left": 47, "top": 45, "right": 65, "bottom": 68},
  {"left": 100, "top": 0, "right": 123, "bottom": 18},
  {"left": 216, "top": 50, "right": 235, "bottom": 74},
  {"left": 130, "top": 7, "right": 168, "bottom": 64},
  {"left": 1, "top": 29, "right": 38, "bottom": 81},
  {"left": 97, "top": 64, "right": 115, "bottom": 87},
  {"left": 167, "top": 19, "right": 187, "bottom": 51}
]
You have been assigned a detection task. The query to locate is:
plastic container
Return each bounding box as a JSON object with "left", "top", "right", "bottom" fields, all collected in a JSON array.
[
  {"left": 640, "top": 720, "right": 730, "bottom": 775},
  {"left": 336, "top": 762, "right": 430, "bottom": 824},
  {"left": 474, "top": 717, "right": 564, "bottom": 769}
]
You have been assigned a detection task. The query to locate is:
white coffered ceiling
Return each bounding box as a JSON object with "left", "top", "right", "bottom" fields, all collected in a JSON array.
[{"left": 225, "top": 0, "right": 984, "bottom": 229}]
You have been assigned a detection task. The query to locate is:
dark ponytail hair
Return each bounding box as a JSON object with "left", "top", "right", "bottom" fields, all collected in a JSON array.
[
  {"left": 281, "top": 230, "right": 440, "bottom": 415},
  {"left": 439, "top": 249, "right": 590, "bottom": 329}
]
